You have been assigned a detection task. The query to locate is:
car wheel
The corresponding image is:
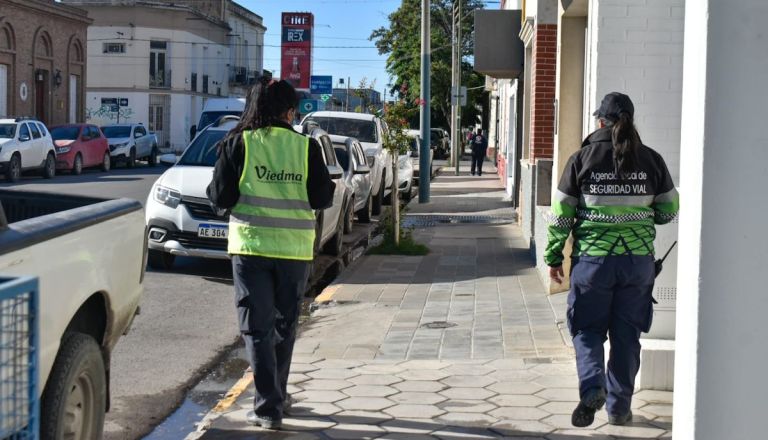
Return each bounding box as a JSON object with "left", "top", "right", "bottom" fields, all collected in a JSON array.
[
  {"left": 357, "top": 193, "right": 372, "bottom": 224},
  {"left": 323, "top": 213, "right": 344, "bottom": 256},
  {"left": 41, "top": 332, "right": 106, "bottom": 440},
  {"left": 127, "top": 148, "right": 136, "bottom": 168},
  {"left": 402, "top": 184, "right": 413, "bottom": 202},
  {"left": 148, "top": 249, "right": 175, "bottom": 270},
  {"left": 148, "top": 146, "right": 158, "bottom": 167},
  {"left": 372, "top": 174, "right": 385, "bottom": 215},
  {"left": 101, "top": 152, "right": 111, "bottom": 172},
  {"left": 343, "top": 198, "right": 354, "bottom": 234},
  {"left": 42, "top": 152, "right": 56, "bottom": 179},
  {"left": 6, "top": 154, "right": 21, "bottom": 183},
  {"left": 72, "top": 153, "right": 83, "bottom": 175}
]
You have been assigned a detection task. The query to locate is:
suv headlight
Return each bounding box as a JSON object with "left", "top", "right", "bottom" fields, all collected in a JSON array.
[
  {"left": 154, "top": 185, "right": 182, "bottom": 209},
  {"left": 110, "top": 142, "right": 129, "bottom": 151}
]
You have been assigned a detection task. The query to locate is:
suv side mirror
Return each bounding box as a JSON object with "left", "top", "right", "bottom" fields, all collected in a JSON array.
[
  {"left": 354, "top": 164, "right": 370, "bottom": 175},
  {"left": 159, "top": 153, "right": 178, "bottom": 166},
  {"left": 134, "top": 131, "right": 143, "bottom": 139},
  {"left": 19, "top": 134, "right": 30, "bottom": 142}
]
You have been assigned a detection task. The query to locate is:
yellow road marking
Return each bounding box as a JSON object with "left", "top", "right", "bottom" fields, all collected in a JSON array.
[
  {"left": 213, "top": 373, "right": 253, "bottom": 413},
  {"left": 314, "top": 283, "right": 342, "bottom": 303}
]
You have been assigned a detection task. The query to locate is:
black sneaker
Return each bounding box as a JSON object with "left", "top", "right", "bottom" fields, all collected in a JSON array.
[
  {"left": 246, "top": 411, "right": 281, "bottom": 430},
  {"left": 571, "top": 387, "right": 606, "bottom": 428},
  {"left": 283, "top": 394, "right": 298, "bottom": 415},
  {"left": 608, "top": 410, "right": 633, "bottom": 426}
]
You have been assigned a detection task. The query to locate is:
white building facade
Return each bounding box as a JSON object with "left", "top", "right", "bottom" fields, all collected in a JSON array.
[{"left": 64, "top": 0, "right": 265, "bottom": 152}]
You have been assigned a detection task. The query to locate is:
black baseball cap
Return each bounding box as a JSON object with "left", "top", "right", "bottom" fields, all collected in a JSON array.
[{"left": 593, "top": 92, "right": 634, "bottom": 121}]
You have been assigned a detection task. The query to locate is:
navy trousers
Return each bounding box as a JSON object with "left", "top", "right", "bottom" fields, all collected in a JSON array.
[
  {"left": 471, "top": 154, "right": 485, "bottom": 175},
  {"left": 232, "top": 254, "right": 310, "bottom": 419},
  {"left": 567, "top": 255, "right": 655, "bottom": 417}
]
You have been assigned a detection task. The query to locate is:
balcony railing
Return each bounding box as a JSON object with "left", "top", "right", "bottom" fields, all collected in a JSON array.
[{"left": 150, "top": 70, "right": 172, "bottom": 89}]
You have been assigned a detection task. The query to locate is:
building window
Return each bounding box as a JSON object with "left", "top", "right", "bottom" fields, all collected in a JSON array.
[
  {"left": 202, "top": 75, "right": 209, "bottom": 94},
  {"left": 103, "top": 42, "right": 125, "bottom": 54},
  {"left": 191, "top": 73, "right": 197, "bottom": 92},
  {"left": 150, "top": 40, "right": 169, "bottom": 88}
]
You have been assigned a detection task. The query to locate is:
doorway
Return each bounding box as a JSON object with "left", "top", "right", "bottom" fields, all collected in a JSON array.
[
  {"left": 0, "top": 64, "right": 7, "bottom": 117},
  {"left": 69, "top": 74, "right": 79, "bottom": 123},
  {"left": 149, "top": 94, "right": 170, "bottom": 149},
  {"left": 35, "top": 70, "right": 48, "bottom": 124}
]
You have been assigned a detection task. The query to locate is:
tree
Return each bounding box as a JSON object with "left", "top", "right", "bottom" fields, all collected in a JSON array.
[
  {"left": 353, "top": 77, "right": 377, "bottom": 113},
  {"left": 371, "top": 0, "right": 488, "bottom": 130}
]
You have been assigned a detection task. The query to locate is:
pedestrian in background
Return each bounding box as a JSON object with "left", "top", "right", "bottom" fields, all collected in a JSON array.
[
  {"left": 207, "top": 79, "right": 335, "bottom": 430},
  {"left": 544, "top": 92, "right": 679, "bottom": 428},
  {"left": 470, "top": 128, "right": 488, "bottom": 176}
]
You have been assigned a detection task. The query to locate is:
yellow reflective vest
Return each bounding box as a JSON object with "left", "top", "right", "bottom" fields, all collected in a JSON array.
[{"left": 228, "top": 127, "right": 316, "bottom": 260}]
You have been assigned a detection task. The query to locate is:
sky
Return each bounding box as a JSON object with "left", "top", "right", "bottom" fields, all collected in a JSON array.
[{"left": 239, "top": 0, "right": 401, "bottom": 96}]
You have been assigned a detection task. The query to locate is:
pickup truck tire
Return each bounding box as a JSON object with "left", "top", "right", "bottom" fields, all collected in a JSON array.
[
  {"left": 42, "top": 152, "right": 56, "bottom": 179},
  {"left": 357, "top": 193, "right": 372, "bottom": 224},
  {"left": 323, "top": 213, "right": 344, "bottom": 256},
  {"left": 41, "top": 332, "right": 106, "bottom": 440},
  {"left": 101, "top": 152, "right": 111, "bottom": 172},
  {"left": 72, "top": 154, "right": 83, "bottom": 176},
  {"left": 372, "top": 175, "right": 385, "bottom": 215},
  {"left": 148, "top": 146, "right": 158, "bottom": 167},
  {"left": 148, "top": 249, "right": 175, "bottom": 270},
  {"left": 6, "top": 154, "right": 21, "bottom": 182},
  {"left": 127, "top": 148, "right": 136, "bottom": 169}
]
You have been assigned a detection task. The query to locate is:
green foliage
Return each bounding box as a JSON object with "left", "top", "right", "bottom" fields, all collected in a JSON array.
[
  {"left": 368, "top": 208, "right": 429, "bottom": 256},
  {"left": 370, "top": 0, "right": 488, "bottom": 129},
  {"left": 382, "top": 100, "right": 415, "bottom": 156}
]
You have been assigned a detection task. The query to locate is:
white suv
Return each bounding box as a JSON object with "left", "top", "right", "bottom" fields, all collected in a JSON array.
[
  {"left": 0, "top": 118, "right": 57, "bottom": 182},
  {"left": 301, "top": 111, "right": 393, "bottom": 215}
]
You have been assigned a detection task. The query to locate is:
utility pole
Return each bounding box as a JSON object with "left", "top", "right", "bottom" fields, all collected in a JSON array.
[
  {"left": 455, "top": 0, "right": 462, "bottom": 176},
  {"left": 419, "top": 0, "right": 431, "bottom": 203},
  {"left": 450, "top": 2, "right": 457, "bottom": 170},
  {"left": 346, "top": 76, "right": 351, "bottom": 112}
]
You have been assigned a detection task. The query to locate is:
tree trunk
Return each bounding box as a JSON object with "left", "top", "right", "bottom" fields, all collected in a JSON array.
[{"left": 392, "top": 151, "right": 400, "bottom": 247}]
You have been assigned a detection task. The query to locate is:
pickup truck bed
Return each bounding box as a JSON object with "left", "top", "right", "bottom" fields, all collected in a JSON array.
[{"left": 0, "top": 190, "right": 146, "bottom": 440}]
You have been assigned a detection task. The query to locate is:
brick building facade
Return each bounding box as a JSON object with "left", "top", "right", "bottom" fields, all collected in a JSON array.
[
  {"left": 529, "top": 24, "right": 556, "bottom": 161},
  {"left": 0, "top": 0, "right": 91, "bottom": 125}
]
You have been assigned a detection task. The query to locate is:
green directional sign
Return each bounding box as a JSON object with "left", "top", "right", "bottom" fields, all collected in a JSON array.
[{"left": 320, "top": 94, "right": 331, "bottom": 102}]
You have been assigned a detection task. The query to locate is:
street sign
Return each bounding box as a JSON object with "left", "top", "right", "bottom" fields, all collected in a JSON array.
[
  {"left": 451, "top": 86, "right": 467, "bottom": 106},
  {"left": 300, "top": 99, "right": 318, "bottom": 114},
  {"left": 310, "top": 76, "right": 333, "bottom": 95},
  {"left": 320, "top": 94, "right": 331, "bottom": 102},
  {"left": 119, "top": 98, "right": 129, "bottom": 107}
]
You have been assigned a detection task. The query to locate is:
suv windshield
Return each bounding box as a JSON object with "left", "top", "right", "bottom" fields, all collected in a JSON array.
[
  {"left": 178, "top": 129, "right": 227, "bottom": 167},
  {"left": 199, "top": 111, "right": 241, "bottom": 130},
  {"left": 0, "top": 124, "right": 15, "bottom": 139},
  {"left": 101, "top": 126, "right": 131, "bottom": 138},
  {"left": 51, "top": 126, "right": 81, "bottom": 141},
  {"left": 303, "top": 117, "right": 378, "bottom": 143}
]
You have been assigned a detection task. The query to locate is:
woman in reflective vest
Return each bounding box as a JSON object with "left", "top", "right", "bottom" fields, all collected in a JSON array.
[
  {"left": 208, "top": 79, "right": 334, "bottom": 430},
  {"left": 545, "top": 92, "right": 679, "bottom": 428}
]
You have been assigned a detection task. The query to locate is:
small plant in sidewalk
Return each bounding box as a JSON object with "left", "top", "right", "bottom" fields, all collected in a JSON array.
[{"left": 367, "top": 98, "right": 429, "bottom": 255}]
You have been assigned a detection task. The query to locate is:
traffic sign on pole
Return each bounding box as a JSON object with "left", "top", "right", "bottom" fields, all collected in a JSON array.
[
  {"left": 310, "top": 76, "right": 333, "bottom": 95},
  {"left": 451, "top": 86, "right": 467, "bottom": 106},
  {"left": 300, "top": 99, "right": 319, "bottom": 114}
]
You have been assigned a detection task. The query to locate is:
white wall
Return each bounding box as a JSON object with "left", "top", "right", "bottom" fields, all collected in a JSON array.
[
  {"left": 587, "top": 0, "right": 684, "bottom": 182},
  {"left": 85, "top": 92, "right": 148, "bottom": 127},
  {"left": 674, "top": 0, "right": 768, "bottom": 438}
]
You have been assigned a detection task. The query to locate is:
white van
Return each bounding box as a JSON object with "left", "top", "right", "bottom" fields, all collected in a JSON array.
[{"left": 192, "top": 98, "right": 245, "bottom": 138}]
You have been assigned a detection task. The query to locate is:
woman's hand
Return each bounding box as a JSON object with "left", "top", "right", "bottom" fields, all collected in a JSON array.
[{"left": 549, "top": 266, "right": 565, "bottom": 284}]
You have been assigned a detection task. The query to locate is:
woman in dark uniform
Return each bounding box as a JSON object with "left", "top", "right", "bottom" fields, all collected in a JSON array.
[{"left": 544, "top": 92, "right": 679, "bottom": 428}]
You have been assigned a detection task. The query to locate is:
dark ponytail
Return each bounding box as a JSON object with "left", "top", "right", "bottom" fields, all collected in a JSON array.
[
  {"left": 222, "top": 78, "right": 299, "bottom": 145},
  {"left": 610, "top": 112, "right": 641, "bottom": 178}
]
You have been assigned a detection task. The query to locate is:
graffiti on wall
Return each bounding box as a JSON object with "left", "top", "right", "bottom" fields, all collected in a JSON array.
[{"left": 86, "top": 105, "right": 135, "bottom": 125}]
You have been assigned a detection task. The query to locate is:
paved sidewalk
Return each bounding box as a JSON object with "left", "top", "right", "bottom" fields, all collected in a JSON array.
[{"left": 191, "top": 162, "right": 673, "bottom": 439}]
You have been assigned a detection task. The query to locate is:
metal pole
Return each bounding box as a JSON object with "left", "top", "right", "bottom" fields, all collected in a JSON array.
[
  {"left": 419, "top": 0, "right": 431, "bottom": 203},
  {"left": 454, "top": 0, "right": 461, "bottom": 176},
  {"left": 346, "top": 76, "right": 350, "bottom": 112},
  {"left": 450, "top": 1, "right": 457, "bottom": 170}
]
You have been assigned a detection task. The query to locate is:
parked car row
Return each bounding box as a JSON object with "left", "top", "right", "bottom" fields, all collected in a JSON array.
[
  {"left": 144, "top": 110, "right": 425, "bottom": 271},
  {"left": 0, "top": 117, "right": 160, "bottom": 183}
]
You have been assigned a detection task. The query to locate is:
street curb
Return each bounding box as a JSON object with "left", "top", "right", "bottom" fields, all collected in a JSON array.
[{"left": 314, "top": 283, "right": 341, "bottom": 303}]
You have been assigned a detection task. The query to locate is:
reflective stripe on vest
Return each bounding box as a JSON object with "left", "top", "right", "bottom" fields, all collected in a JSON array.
[{"left": 228, "top": 127, "right": 316, "bottom": 260}]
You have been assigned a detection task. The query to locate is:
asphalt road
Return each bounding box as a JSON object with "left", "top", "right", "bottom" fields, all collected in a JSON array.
[{"left": 1, "top": 163, "right": 382, "bottom": 440}]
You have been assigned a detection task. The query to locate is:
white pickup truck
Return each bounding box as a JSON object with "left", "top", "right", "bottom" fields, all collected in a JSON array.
[
  {"left": 0, "top": 190, "right": 146, "bottom": 440},
  {"left": 102, "top": 124, "right": 159, "bottom": 168}
]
